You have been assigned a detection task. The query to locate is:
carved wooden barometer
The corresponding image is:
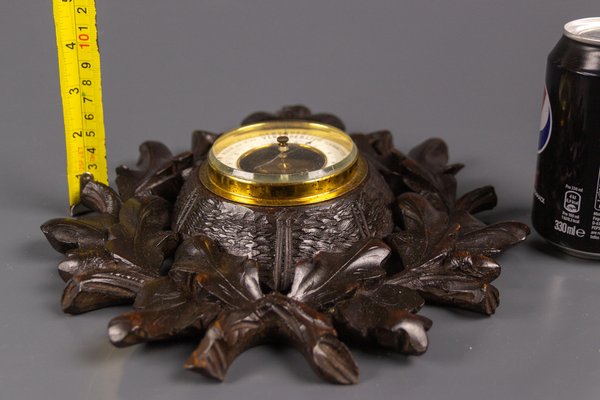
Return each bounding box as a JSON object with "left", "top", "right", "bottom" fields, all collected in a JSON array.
[{"left": 41, "top": 106, "right": 529, "bottom": 384}]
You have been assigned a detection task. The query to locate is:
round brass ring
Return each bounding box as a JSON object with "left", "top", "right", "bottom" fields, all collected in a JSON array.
[{"left": 199, "top": 156, "right": 368, "bottom": 206}]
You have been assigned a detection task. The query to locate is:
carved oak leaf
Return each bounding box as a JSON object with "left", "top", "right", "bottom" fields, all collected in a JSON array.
[
  {"left": 111, "top": 235, "right": 425, "bottom": 384},
  {"left": 185, "top": 293, "right": 358, "bottom": 385},
  {"left": 351, "top": 131, "right": 407, "bottom": 195},
  {"left": 241, "top": 105, "right": 346, "bottom": 131},
  {"left": 388, "top": 192, "right": 529, "bottom": 314},
  {"left": 106, "top": 196, "right": 179, "bottom": 271},
  {"left": 389, "top": 192, "right": 458, "bottom": 269},
  {"left": 169, "top": 235, "right": 262, "bottom": 306},
  {"left": 42, "top": 179, "right": 120, "bottom": 253},
  {"left": 116, "top": 141, "right": 194, "bottom": 202},
  {"left": 288, "top": 239, "right": 432, "bottom": 358},
  {"left": 108, "top": 277, "right": 221, "bottom": 347},
  {"left": 161, "top": 236, "right": 358, "bottom": 383},
  {"left": 41, "top": 185, "right": 179, "bottom": 314},
  {"left": 452, "top": 210, "right": 530, "bottom": 256},
  {"left": 454, "top": 185, "right": 498, "bottom": 214},
  {"left": 351, "top": 134, "right": 465, "bottom": 209},
  {"left": 334, "top": 285, "right": 432, "bottom": 354},
  {"left": 60, "top": 251, "right": 158, "bottom": 314},
  {"left": 400, "top": 138, "right": 464, "bottom": 210},
  {"left": 390, "top": 192, "right": 529, "bottom": 268},
  {"left": 387, "top": 252, "right": 502, "bottom": 315},
  {"left": 288, "top": 238, "right": 390, "bottom": 310},
  {"left": 41, "top": 214, "right": 115, "bottom": 254},
  {"left": 191, "top": 130, "right": 219, "bottom": 164},
  {"left": 76, "top": 179, "right": 123, "bottom": 217}
]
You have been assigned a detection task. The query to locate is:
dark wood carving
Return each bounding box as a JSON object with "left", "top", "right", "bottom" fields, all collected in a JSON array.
[
  {"left": 173, "top": 161, "right": 395, "bottom": 292},
  {"left": 41, "top": 105, "right": 529, "bottom": 384}
]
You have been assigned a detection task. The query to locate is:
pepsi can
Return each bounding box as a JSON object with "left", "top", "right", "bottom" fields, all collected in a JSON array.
[{"left": 532, "top": 18, "right": 600, "bottom": 259}]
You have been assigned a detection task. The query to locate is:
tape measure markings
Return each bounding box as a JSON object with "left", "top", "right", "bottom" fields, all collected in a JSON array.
[{"left": 53, "top": 0, "right": 108, "bottom": 206}]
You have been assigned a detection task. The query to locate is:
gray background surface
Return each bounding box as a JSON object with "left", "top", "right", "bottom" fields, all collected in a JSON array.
[{"left": 1, "top": 1, "right": 600, "bottom": 399}]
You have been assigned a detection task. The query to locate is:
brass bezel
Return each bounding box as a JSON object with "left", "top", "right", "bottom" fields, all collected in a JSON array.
[
  {"left": 200, "top": 120, "right": 367, "bottom": 206},
  {"left": 200, "top": 156, "right": 368, "bottom": 206}
]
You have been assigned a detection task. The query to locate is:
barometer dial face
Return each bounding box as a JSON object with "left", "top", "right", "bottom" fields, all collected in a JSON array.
[
  {"left": 208, "top": 121, "right": 358, "bottom": 183},
  {"left": 237, "top": 142, "right": 327, "bottom": 174},
  {"left": 201, "top": 120, "right": 367, "bottom": 206}
]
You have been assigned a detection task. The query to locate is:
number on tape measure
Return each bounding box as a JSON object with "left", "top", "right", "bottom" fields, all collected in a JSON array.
[{"left": 53, "top": 0, "right": 108, "bottom": 207}]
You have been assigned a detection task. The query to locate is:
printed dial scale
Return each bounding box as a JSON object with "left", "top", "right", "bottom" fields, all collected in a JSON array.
[{"left": 199, "top": 121, "right": 368, "bottom": 206}]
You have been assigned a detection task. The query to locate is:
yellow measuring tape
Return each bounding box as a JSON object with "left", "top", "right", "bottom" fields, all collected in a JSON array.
[{"left": 53, "top": 0, "right": 108, "bottom": 206}]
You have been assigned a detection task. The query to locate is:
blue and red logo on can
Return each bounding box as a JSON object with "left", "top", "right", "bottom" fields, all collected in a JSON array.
[{"left": 538, "top": 86, "right": 552, "bottom": 153}]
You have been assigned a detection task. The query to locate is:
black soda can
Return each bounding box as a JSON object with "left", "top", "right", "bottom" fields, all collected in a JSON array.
[{"left": 533, "top": 18, "right": 600, "bottom": 259}]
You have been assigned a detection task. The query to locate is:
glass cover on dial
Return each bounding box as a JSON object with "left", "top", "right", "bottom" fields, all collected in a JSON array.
[
  {"left": 238, "top": 140, "right": 327, "bottom": 174},
  {"left": 208, "top": 121, "right": 358, "bottom": 184}
]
